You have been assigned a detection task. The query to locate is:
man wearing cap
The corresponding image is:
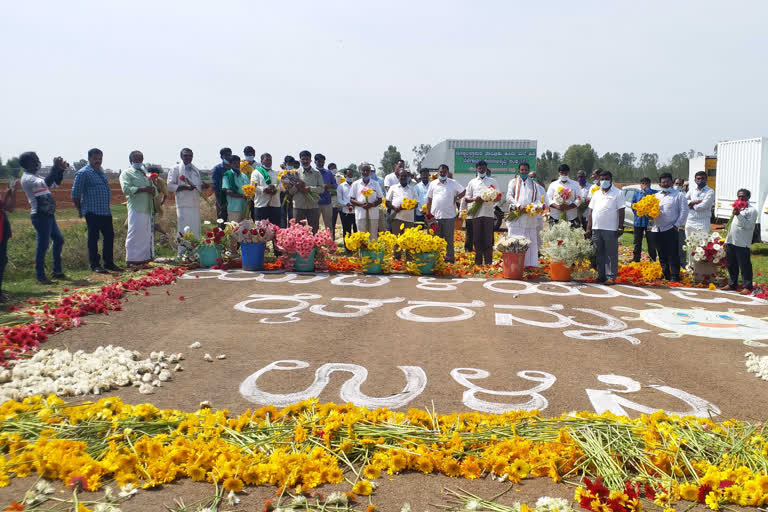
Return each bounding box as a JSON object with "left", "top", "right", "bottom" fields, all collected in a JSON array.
[{"left": 315, "top": 154, "right": 336, "bottom": 233}]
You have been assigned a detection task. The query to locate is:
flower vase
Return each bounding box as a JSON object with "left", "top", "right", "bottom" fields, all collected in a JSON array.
[
  {"left": 502, "top": 252, "right": 525, "bottom": 280},
  {"left": 692, "top": 261, "right": 718, "bottom": 283},
  {"left": 291, "top": 248, "right": 316, "bottom": 272},
  {"left": 360, "top": 249, "right": 384, "bottom": 274},
  {"left": 549, "top": 261, "right": 571, "bottom": 281},
  {"left": 240, "top": 242, "right": 266, "bottom": 271},
  {"left": 197, "top": 245, "right": 221, "bottom": 267},
  {"left": 412, "top": 252, "right": 437, "bottom": 275}
]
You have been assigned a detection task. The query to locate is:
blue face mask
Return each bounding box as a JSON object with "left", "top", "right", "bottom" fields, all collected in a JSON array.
[
  {"left": 673, "top": 185, "right": 682, "bottom": 191},
  {"left": 660, "top": 186, "right": 671, "bottom": 192},
  {"left": 439, "top": 175, "right": 447, "bottom": 182},
  {"left": 697, "top": 181, "right": 706, "bottom": 189},
  {"left": 600, "top": 180, "right": 611, "bottom": 189},
  {"left": 478, "top": 172, "right": 486, "bottom": 179},
  {"left": 520, "top": 173, "right": 529, "bottom": 180},
  {"left": 132, "top": 163, "right": 142, "bottom": 170},
  {"left": 363, "top": 176, "right": 370, "bottom": 183}
]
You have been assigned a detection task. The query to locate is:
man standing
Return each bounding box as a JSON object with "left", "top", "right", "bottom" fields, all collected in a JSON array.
[
  {"left": 387, "top": 169, "right": 419, "bottom": 236},
  {"left": 211, "top": 147, "right": 232, "bottom": 225},
  {"left": 290, "top": 150, "right": 324, "bottom": 232},
  {"left": 120, "top": 150, "right": 157, "bottom": 267},
  {"left": 529, "top": 172, "right": 546, "bottom": 253},
  {"left": 241, "top": 146, "right": 256, "bottom": 178},
  {"left": 315, "top": 154, "right": 336, "bottom": 233},
  {"left": 0, "top": 177, "right": 20, "bottom": 301},
  {"left": 167, "top": 148, "right": 203, "bottom": 252},
  {"left": 673, "top": 176, "right": 688, "bottom": 265},
  {"left": 505, "top": 162, "right": 542, "bottom": 268},
  {"left": 20, "top": 152, "right": 66, "bottom": 284},
  {"left": 465, "top": 161, "right": 498, "bottom": 265},
  {"left": 586, "top": 170, "right": 625, "bottom": 285},
  {"left": 576, "top": 170, "right": 590, "bottom": 230},
  {"left": 426, "top": 165, "right": 465, "bottom": 263},
  {"left": 349, "top": 164, "right": 383, "bottom": 239},
  {"left": 222, "top": 155, "right": 248, "bottom": 222},
  {"left": 384, "top": 160, "right": 404, "bottom": 192},
  {"left": 631, "top": 177, "right": 658, "bottom": 262},
  {"left": 414, "top": 168, "right": 430, "bottom": 226},
  {"left": 652, "top": 173, "right": 688, "bottom": 282},
  {"left": 547, "top": 164, "right": 581, "bottom": 227},
  {"left": 72, "top": 148, "right": 121, "bottom": 273},
  {"left": 723, "top": 189, "right": 757, "bottom": 294},
  {"left": 685, "top": 171, "right": 715, "bottom": 239},
  {"left": 336, "top": 168, "right": 357, "bottom": 243},
  {"left": 252, "top": 153, "right": 281, "bottom": 226}
]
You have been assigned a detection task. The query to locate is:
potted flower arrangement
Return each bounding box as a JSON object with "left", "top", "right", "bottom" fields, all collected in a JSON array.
[
  {"left": 344, "top": 231, "right": 397, "bottom": 274},
  {"left": 540, "top": 222, "right": 593, "bottom": 281},
  {"left": 276, "top": 219, "right": 336, "bottom": 271},
  {"left": 495, "top": 236, "right": 532, "bottom": 280},
  {"left": 194, "top": 223, "right": 237, "bottom": 267},
  {"left": 684, "top": 231, "right": 726, "bottom": 282},
  {"left": 233, "top": 219, "right": 277, "bottom": 271},
  {"left": 396, "top": 226, "right": 448, "bottom": 275}
]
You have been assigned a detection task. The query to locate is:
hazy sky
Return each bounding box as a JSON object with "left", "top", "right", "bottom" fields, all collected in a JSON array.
[{"left": 1, "top": 0, "right": 766, "bottom": 171}]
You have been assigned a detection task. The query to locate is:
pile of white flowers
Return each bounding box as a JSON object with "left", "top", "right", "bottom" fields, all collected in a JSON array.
[
  {"left": 0, "top": 346, "right": 184, "bottom": 402},
  {"left": 745, "top": 352, "right": 768, "bottom": 380},
  {"left": 496, "top": 235, "right": 532, "bottom": 253},
  {"left": 684, "top": 231, "right": 726, "bottom": 265}
]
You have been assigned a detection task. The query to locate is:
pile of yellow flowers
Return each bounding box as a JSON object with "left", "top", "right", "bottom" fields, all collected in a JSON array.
[
  {"left": 633, "top": 194, "right": 661, "bottom": 219},
  {"left": 241, "top": 184, "right": 256, "bottom": 199},
  {"left": 344, "top": 231, "right": 397, "bottom": 254},
  {"left": 399, "top": 198, "right": 419, "bottom": 210},
  {"left": 1, "top": 396, "right": 768, "bottom": 508},
  {"left": 396, "top": 226, "right": 447, "bottom": 255}
]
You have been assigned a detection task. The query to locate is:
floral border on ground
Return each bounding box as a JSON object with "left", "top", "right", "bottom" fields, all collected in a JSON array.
[{"left": 1, "top": 396, "right": 767, "bottom": 510}]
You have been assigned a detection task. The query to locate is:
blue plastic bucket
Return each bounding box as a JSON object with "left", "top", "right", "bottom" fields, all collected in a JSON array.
[
  {"left": 412, "top": 251, "right": 437, "bottom": 275},
  {"left": 197, "top": 245, "right": 221, "bottom": 267},
  {"left": 291, "top": 248, "right": 316, "bottom": 272},
  {"left": 360, "top": 249, "right": 384, "bottom": 274},
  {"left": 240, "top": 242, "right": 266, "bottom": 271}
]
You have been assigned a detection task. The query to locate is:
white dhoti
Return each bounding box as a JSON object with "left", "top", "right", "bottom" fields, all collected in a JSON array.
[
  {"left": 177, "top": 207, "right": 201, "bottom": 255},
  {"left": 507, "top": 221, "right": 539, "bottom": 267},
  {"left": 126, "top": 209, "right": 154, "bottom": 263}
]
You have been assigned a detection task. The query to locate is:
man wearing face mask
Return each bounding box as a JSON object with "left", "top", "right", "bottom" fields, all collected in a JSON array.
[
  {"left": 315, "top": 154, "right": 336, "bottom": 234},
  {"left": 426, "top": 164, "right": 465, "bottom": 263},
  {"left": 414, "top": 168, "right": 431, "bottom": 226},
  {"left": 167, "top": 148, "right": 203, "bottom": 253},
  {"left": 387, "top": 170, "right": 419, "bottom": 259},
  {"left": 349, "top": 164, "right": 383, "bottom": 239},
  {"left": 631, "top": 177, "right": 658, "bottom": 262},
  {"left": 211, "top": 147, "right": 232, "bottom": 226},
  {"left": 465, "top": 161, "right": 499, "bottom": 265},
  {"left": 546, "top": 164, "right": 581, "bottom": 227},
  {"left": 576, "top": 170, "right": 590, "bottom": 230},
  {"left": 506, "top": 162, "right": 543, "bottom": 268},
  {"left": 673, "top": 177, "right": 688, "bottom": 265},
  {"left": 652, "top": 173, "right": 688, "bottom": 282},
  {"left": 586, "top": 170, "right": 625, "bottom": 285},
  {"left": 685, "top": 171, "right": 714, "bottom": 239},
  {"left": 529, "top": 172, "right": 546, "bottom": 251},
  {"left": 120, "top": 150, "right": 157, "bottom": 267},
  {"left": 20, "top": 152, "right": 66, "bottom": 284},
  {"left": 336, "top": 168, "right": 357, "bottom": 243},
  {"left": 289, "top": 150, "right": 324, "bottom": 232}
]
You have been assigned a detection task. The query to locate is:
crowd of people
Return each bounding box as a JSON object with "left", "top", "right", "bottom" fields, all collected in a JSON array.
[{"left": 0, "top": 147, "right": 759, "bottom": 302}]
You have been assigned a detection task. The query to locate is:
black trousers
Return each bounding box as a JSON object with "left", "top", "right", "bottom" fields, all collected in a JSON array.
[
  {"left": 215, "top": 199, "right": 228, "bottom": 227},
  {"left": 340, "top": 212, "right": 357, "bottom": 242},
  {"left": 726, "top": 243, "right": 753, "bottom": 290},
  {"left": 655, "top": 228, "right": 680, "bottom": 281},
  {"left": 633, "top": 226, "right": 657, "bottom": 262},
  {"left": 85, "top": 213, "right": 114, "bottom": 269},
  {"left": 0, "top": 236, "right": 7, "bottom": 293},
  {"left": 464, "top": 219, "right": 474, "bottom": 252},
  {"left": 472, "top": 217, "right": 494, "bottom": 265}
]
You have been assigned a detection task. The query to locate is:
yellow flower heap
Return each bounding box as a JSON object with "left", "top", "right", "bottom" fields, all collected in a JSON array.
[
  {"left": 0, "top": 397, "right": 768, "bottom": 507},
  {"left": 633, "top": 194, "right": 661, "bottom": 219},
  {"left": 396, "top": 226, "right": 447, "bottom": 255},
  {"left": 400, "top": 198, "right": 419, "bottom": 210},
  {"left": 345, "top": 231, "right": 397, "bottom": 272}
]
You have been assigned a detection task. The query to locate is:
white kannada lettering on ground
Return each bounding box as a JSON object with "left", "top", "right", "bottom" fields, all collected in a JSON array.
[
  {"left": 395, "top": 300, "right": 486, "bottom": 322},
  {"left": 239, "top": 360, "right": 426, "bottom": 409},
  {"left": 585, "top": 374, "right": 721, "bottom": 417},
  {"left": 239, "top": 361, "right": 720, "bottom": 415}
]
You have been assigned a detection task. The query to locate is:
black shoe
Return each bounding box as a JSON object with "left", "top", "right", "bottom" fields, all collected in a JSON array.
[
  {"left": 36, "top": 278, "right": 54, "bottom": 285},
  {"left": 0, "top": 292, "right": 11, "bottom": 303},
  {"left": 92, "top": 266, "right": 109, "bottom": 274},
  {"left": 52, "top": 272, "right": 67, "bottom": 279},
  {"left": 105, "top": 264, "right": 124, "bottom": 272}
]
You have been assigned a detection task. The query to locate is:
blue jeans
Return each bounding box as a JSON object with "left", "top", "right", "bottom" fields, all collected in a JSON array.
[{"left": 31, "top": 213, "right": 64, "bottom": 280}]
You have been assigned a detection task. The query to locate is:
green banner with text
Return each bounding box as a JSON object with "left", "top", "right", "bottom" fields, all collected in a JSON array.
[{"left": 454, "top": 148, "right": 537, "bottom": 174}]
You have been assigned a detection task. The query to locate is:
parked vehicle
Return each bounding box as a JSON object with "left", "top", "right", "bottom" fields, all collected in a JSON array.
[{"left": 621, "top": 185, "right": 641, "bottom": 228}]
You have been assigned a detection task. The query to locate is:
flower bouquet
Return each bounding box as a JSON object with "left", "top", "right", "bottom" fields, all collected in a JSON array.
[
  {"left": 388, "top": 197, "right": 418, "bottom": 224},
  {"left": 359, "top": 185, "right": 378, "bottom": 232},
  {"left": 397, "top": 226, "right": 448, "bottom": 275},
  {"left": 496, "top": 235, "right": 533, "bottom": 279},
  {"left": 241, "top": 183, "right": 256, "bottom": 219},
  {"left": 147, "top": 171, "right": 168, "bottom": 216},
  {"left": 724, "top": 199, "right": 749, "bottom": 238},
  {"left": 541, "top": 221, "right": 593, "bottom": 281},
  {"left": 344, "top": 231, "right": 397, "bottom": 273},
  {"left": 176, "top": 227, "right": 201, "bottom": 265},
  {"left": 193, "top": 224, "right": 237, "bottom": 267},
  {"left": 178, "top": 174, "right": 213, "bottom": 205},
  {"left": 684, "top": 231, "right": 726, "bottom": 282},
  {"left": 467, "top": 186, "right": 502, "bottom": 217},
  {"left": 495, "top": 236, "right": 532, "bottom": 254},
  {"left": 279, "top": 169, "right": 319, "bottom": 203},
  {"left": 632, "top": 194, "right": 660, "bottom": 224},
  {"left": 276, "top": 219, "right": 336, "bottom": 271},
  {"left": 232, "top": 219, "right": 276, "bottom": 244},
  {"left": 552, "top": 186, "right": 573, "bottom": 222},
  {"left": 508, "top": 198, "right": 546, "bottom": 221}
]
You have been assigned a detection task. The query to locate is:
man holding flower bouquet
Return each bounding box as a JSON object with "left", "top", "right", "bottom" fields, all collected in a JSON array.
[
  {"left": 652, "top": 173, "right": 688, "bottom": 282},
  {"left": 289, "top": 150, "right": 324, "bottom": 233},
  {"left": 426, "top": 164, "right": 465, "bottom": 263},
  {"left": 723, "top": 189, "right": 757, "bottom": 293},
  {"left": 546, "top": 164, "right": 581, "bottom": 227},
  {"left": 505, "top": 162, "right": 543, "bottom": 268},
  {"left": 586, "top": 170, "right": 625, "bottom": 285},
  {"left": 167, "top": 148, "right": 204, "bottom": 255},
  {"left": 350, "top": 164, "right": 383, "bottom": 240},
  {"left": 465, "top": 160, "right": 499, "bottom": 265}
]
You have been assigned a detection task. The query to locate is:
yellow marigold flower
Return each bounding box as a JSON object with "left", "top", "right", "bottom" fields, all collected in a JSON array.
[
  {"left": 223, "top": 476, "right": 244, "bottom": 493},
  {"left": 325, "top": 466, "right": 344, "bottom": 484},
  {"left": 414, "top": 455, "right": 434, "bottom": 474},
  {"left": 362, "top": 465, "right": 381, "bottom": 480},
  {"left": 442, "top": 458, "right": 461, "bottom": 477},
  {"left": 705, "top": 491, "right": 721, "bottom": 510},
  {"left": 187, "top": 465, "right": 206, "bottom": 482},
  {"left": 509, "top": 458, "right": 530, "bottom": 479},
  {"left": 388, "top": 452, "right": 408, "bottom": 474},
  {"left": 679, "top": 483, "right": 698, "bottom": 501},
  {"left": 352, "top": 479, "right": 373, "bottom": 496},
  {"left": 460, "top": 457, "right": 482, "bottom": 479},
  {"left": 294, "top": 425, "right": 308, "bottom": 443}
]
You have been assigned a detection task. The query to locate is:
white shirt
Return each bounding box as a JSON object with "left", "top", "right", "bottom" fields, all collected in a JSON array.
[
  {"left": 685, "top": 185, "right": 714, "bottom": 230},
  {"left": 21, "top": 172, "right": 54, "bottom": 215},
  {"left": 506, "top": 177, "right": 542, "bottom": 229},
  {"left": 250, "top": 167, "right": 280, "bottom": 208},
  {"left": 547, "top": 178, "right": 582, "bottom": 221},
  {"left": 349, "top": 179, "right": 383, "bottom": 220},
  {"left": 387, "top": 183, "right": 418, "bottom": 223},
  {"left": 652, "top": 190, "right": 688, "bottom": 232},
  {"left": 383, "top": 172, "right": 399, "bottom": 190},
  {"left": 336, "top": 182, "right": 353, "bottom": 214},
  {"left": 465, "top": 176, "right": 499, "bottom": 219},
  {"left": 588, "top": 186, "right": 624, "bottom": 231},
  {"left": 166, "top": 164, "right": 201, "bottom": 209},
  {"left": 427, "top": 179, "right": 465, "bottom": 219},
  {"left": 725, "top": 205, "right": 757, "bottom": 248}
]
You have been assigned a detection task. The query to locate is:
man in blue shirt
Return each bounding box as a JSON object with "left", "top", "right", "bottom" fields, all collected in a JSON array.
[
  {"left": 315, "top": 153, "right": 336, "bottom": 233},
  {"left": 651, "top": 173, "right": 688, "bottom": 282},
  {"left": 631, "top": 177, "right": 658, "bottom": 262},
  {"left": 71, "top": 148, "right": 121, "bottom": 274},
  {"left": 211, "top": 147, "right": 232, "bottom": 226}
]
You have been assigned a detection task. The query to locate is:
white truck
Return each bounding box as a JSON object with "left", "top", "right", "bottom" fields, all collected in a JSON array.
[
  {"left": 420, "top": 139, "right": 538, "bottom": 229},
  {"left": 714, "top": 137, "right": 768, "bottom": 243}
]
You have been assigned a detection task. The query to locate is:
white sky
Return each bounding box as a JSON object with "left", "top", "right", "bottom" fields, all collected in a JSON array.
[{"left": 1, "top": 0, "right": 766, "bottom": 171}]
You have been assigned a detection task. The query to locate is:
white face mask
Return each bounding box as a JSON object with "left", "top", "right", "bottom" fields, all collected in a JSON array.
[
  {"left": 559, "top": 175, "right": 568, "bottom": 182},
  {"left": 245, "top": 156, "right": 255, "bottom": 163},
  {"left": 477, "top": 172, "right": 486, "bottom": 179},
  {"left": 132, "top": 162, "right": 143, "bottom": 170},
  {"left": 600, "top": 180, "right": 611, "bottom": 189}
]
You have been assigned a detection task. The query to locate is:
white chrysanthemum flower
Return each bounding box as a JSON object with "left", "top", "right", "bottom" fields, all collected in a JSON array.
[
  {"left": 119, "top": 483, "right": 138, "bottom": 497},
  {"left": 226, "top": 490, "right": 240, "bottom": 505},
  {"left": 216, "top": 218, "right": 224, "bottom": 224},
  {"left": 464, "top": 499, "right": 483, "bottom": 511},
  {"left": 327, "top": 491, "right": 348, "bottom": 505}
]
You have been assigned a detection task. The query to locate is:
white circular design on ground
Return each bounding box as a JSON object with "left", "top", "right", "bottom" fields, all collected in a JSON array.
[{"left": 637, "top": 308, "right": 768, "bottom": 340}]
